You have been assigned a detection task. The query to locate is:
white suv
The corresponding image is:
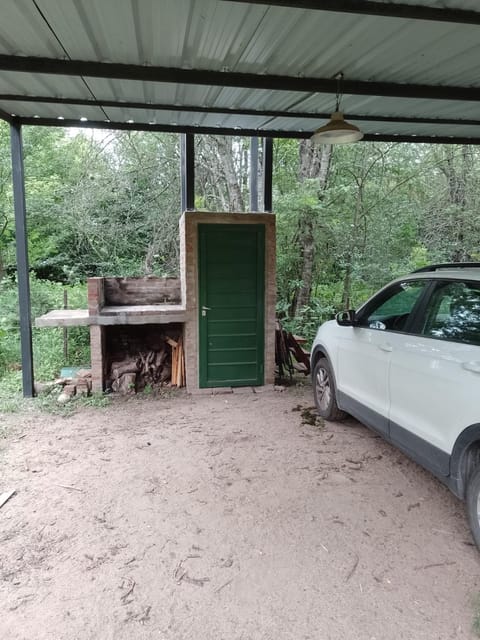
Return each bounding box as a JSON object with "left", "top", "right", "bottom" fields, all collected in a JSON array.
[{"left": 311, "top": 264, "right": 480, "bottom": 548}]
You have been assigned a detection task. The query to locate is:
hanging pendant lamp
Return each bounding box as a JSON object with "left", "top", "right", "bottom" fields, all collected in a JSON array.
[{"left": 311, "top": 73, "right": 363, "bottom": 145}]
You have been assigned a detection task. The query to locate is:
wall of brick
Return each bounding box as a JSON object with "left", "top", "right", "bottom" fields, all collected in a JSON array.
[
  {"left": 90, "top": 325, "right": 105, "bottom": 392},
  {"left": 87, "top": 277, "right": 104, "bottom": 315}
]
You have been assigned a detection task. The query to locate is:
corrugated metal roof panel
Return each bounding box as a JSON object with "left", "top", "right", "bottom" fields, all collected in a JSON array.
[
  {"left": 0, "top": 100, "right": 106, "bottom": 121},
  {"left": 2, "top": 0, "right": 480, "bottom": 141}
]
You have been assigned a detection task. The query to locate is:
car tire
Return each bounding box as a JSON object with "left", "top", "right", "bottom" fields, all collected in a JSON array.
[
  {"left": 466, "top": 466, "right": 480, "bottom": 550},
  {"left": 313, "top": 357, "right": 346, "bottom": 421}
]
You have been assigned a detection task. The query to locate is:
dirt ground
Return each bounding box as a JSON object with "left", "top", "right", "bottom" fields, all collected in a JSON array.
[{"left": 0, "top": 383, "right": 479, "bottom": 640}]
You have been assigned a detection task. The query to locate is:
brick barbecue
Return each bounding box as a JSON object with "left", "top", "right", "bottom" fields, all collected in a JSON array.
[{"left": 35, "top": 211, "right": 276, "bottom": 393}]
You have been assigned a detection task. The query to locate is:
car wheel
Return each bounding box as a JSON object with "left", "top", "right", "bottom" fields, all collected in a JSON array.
[
  {"left": 466, "top": 466, "right": 480, "bottom": 550},
  {"left": 313, "top": 358, "right": 346, "bottom": 421}
]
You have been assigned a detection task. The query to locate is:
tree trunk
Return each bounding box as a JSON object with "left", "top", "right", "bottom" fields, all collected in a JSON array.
[
  {"left": 215, "top": 137, "right": 245, "bottom": 211},
  {"left": 442, "top": 145, "right": 472, "bottom": 262},
  {"left": 292, "top": 142, "right": 332, "bottom": 315}
]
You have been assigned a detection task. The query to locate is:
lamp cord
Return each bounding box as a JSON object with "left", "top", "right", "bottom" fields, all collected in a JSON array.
[{"left": 335, "top": 72, "right": 344, "bottom": 112}]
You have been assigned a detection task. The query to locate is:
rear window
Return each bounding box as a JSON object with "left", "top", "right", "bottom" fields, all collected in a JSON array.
[{"left": 421, "top": 280, "right": 480, "bottom": 346}]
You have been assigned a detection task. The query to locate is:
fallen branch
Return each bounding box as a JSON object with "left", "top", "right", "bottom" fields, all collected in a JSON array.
[
  {"left": 120, "top": 577, "right": 136, "bottom": 603},
  {"left": 215, "top": 578, "right": 233, "bottom": 594},
  {"left": 56, "top": 484, "right": 83, "bottom": 492},
  {"left": 414, "top": 561, "right": 456, "bottom": 571},
  {"left": 0, "top": 489, "right": 16, "bottom": 510},
  {"left": 345, "top": 554, "right": 360, "bottom": 582}
]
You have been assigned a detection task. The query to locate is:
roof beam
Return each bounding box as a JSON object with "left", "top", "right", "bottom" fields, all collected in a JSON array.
[
  {"left": 0, "top": 106, "right": 13, "bottom": 123},
  {"left": 3, "top": 93, "right": 480, "bottom": 128},
  {"left": 17, "top": 116, "right": 480, "bottom": 145},
  {"left": 225, "top": 0, "right": 480, "bottom": 25},
  {"left": 1, "top": 55, "right": 480, "bottom": 102}
]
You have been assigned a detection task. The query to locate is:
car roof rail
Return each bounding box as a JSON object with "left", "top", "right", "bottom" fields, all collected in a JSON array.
[{"left": 412, "top": 262, "right": 480, "bottom": 273}]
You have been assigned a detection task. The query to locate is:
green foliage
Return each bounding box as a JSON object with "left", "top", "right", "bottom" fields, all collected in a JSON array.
[
  {"left": 2, "top": 123, "right": 480, "bottom": 397},
  {"left": 0, "top": 275, "right": 90, "bottom": 381}
]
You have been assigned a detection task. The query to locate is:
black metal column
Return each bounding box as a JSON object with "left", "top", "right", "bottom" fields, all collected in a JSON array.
[
  {"left": 10, "top": 121, "right": 34, "bottom": 397},
  {"left": 180, "top": 133, "right": 195, "bottom": 211},
  {"left": 249, "top": 137, "right": 259, "bottom": 211},
  {"left": 263, "top": 137, "right": 273, "bottom": 212}
]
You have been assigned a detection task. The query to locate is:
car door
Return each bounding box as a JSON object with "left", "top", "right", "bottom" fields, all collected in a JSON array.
[
  {"left": 336, "top": 279, "right": 428, "bottom": 436},
  {"left": 388, "top": 279, "right": 480, "bottom": 475}
]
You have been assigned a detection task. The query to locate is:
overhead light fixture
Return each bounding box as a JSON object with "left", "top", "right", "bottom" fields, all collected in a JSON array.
[{"left": 311, "top": 73, "right": 363, "bottom": 145}]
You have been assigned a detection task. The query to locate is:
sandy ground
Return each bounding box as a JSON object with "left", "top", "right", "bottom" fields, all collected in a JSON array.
[{"left": 0, "top": 383, "right": 479, "bottom": 640}]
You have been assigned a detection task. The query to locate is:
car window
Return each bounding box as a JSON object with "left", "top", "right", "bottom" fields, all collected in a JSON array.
[
  {"left": 359, "top": 281, "right": 426, "bottom": 331},
  {"left": 421, "top": 281, "right": 480, "bottom": 346}
]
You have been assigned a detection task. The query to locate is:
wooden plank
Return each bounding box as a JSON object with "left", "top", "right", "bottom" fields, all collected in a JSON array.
[
  {"left": 179, "top": 338, "right": 185, "bottom": 387},
  {"left": 171, "top": 343, "right": 177, "bottom": 385}
]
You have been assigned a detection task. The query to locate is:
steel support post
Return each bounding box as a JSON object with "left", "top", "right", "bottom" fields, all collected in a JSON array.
[
  {"left": 263, "top": 137, "right": 273, "bottom": 212},
  {"left": 180, "top": 133, "right": 195, "bottom": 211},
  {"left": 249, "top": 137, "right": 259, "bottom": 211},
  {"left": 10, "top": 121, "right": 34, "bottom": 397}
]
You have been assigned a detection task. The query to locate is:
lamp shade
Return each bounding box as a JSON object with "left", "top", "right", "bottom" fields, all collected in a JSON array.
[{"left": 311, "top": 111, "right": 363, "bottom": 145}]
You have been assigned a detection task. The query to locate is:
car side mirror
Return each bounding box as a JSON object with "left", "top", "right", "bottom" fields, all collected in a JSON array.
[{"left": 336, "top": 309, "right": 357, "bottom": 326}]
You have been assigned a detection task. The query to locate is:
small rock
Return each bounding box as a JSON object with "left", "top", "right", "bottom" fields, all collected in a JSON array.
[{"left": 274, "top": 385, "right": 285, "bottom": 392}]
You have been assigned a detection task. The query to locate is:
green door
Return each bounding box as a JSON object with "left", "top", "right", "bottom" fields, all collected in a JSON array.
[{"left": 198, "top": 223, "right": 265, "bottom": 388}]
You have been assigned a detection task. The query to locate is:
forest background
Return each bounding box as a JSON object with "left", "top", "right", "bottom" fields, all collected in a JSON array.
[{"left": 0, "top": 122, "right": 479, "bottom": 394}]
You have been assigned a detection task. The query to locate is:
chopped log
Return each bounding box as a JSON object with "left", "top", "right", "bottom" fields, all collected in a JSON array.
[
  {"left": 111, "top": 360, "right": 139, "bottom": 379},
  {"left": 112, "top": 372, "right": 137, "bottom": 395},
  {"left": 159, "top": 364, "right": 171, "bottom": 383},
  {"left": 154, "top": 348, "right": 167, "bottom": 371},
  {"left": 166, "top": 337, "right": 178, "bottom": 348}
]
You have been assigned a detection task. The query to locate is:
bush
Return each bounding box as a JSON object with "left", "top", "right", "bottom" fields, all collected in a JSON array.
[{"left": 0, "top": 275, "right": 90, "bottom": 383}]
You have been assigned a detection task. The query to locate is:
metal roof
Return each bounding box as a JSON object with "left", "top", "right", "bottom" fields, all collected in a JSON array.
[{"left": 1, "top": 0, "right": 480, "bottom": 142}]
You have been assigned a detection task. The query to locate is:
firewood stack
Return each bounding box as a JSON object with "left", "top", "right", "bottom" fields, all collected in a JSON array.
[{"left": 108, "top": 334, "right": 185, "bottom": 394}]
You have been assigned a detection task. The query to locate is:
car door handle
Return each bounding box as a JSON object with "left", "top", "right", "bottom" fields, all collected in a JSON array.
[
  {"left": 378, "top": 343, "right": 393, "bottom": 352},
  {"left": 462, "top": 361, "right": 480, "bottom": 374}
]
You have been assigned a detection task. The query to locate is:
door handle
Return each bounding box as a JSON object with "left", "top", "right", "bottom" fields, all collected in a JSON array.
[
  {"left": 462, "top": 361, "right": 480, "bottom": 374},
  {"left": 202, "top": 306, "right": 211, "bottom": 311},
  {"left": 378, "top": 343, "right": 393, "bottom": 353}
]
